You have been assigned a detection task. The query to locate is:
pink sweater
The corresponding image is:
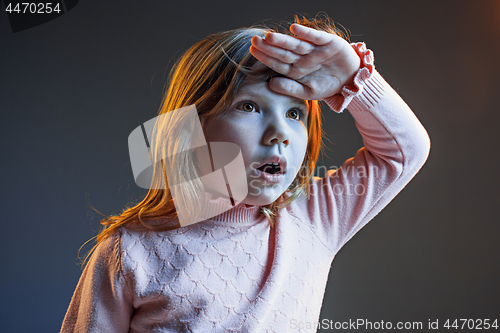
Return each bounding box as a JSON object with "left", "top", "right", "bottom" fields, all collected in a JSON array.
[{"left": 61, "top": 44, "right": 430, "bottom": 332}]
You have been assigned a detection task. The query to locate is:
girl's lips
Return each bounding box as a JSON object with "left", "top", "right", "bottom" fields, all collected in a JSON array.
[
  {"left": 256, "top": 155, "right": 287, "bottom": 174},
  {"left": 254, "top": 168, "right": 285, "bottom": 184}
]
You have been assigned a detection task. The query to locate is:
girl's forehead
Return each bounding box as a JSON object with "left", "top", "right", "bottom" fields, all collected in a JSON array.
[{"left": 237, "top": 80, "right": 308, "bottom": 107}]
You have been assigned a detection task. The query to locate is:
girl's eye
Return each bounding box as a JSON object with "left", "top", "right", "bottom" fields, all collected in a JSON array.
[
  {"left": 286, "top": 109, "right": 303, "bottom": 120},
  {"left": 238, "top": 102, "right": 256, "bottom": 112}
]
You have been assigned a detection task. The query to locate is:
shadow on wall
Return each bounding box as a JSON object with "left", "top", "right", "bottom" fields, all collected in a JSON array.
[{"left": 3, "top": 0, "right": 79, "bottom": 33}]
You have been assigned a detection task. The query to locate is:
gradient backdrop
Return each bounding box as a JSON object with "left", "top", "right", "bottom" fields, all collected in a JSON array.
[{"left": 1, "top": 0, "right": 499, "bottom": 331}]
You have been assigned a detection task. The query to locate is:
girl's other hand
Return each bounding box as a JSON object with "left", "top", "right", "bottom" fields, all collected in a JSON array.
[{"left": 250, "top": 23, "right": 361, "bottom": 101}]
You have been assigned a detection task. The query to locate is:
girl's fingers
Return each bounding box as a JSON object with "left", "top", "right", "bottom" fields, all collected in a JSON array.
[
  {"left": 268, "top": 76, "right": 310, "bottom": 100},
  {"left": 289, "top": 23, "right": 334, "bottom": 46},
  {"left": 249, "top": 45, "right": 293, "bottom": 76},
  {"left": 263, "top": 31, "right": 316, "bottom": 55},
  {"left": 251, "top": 36, "right": 301, "bottom": 64}
]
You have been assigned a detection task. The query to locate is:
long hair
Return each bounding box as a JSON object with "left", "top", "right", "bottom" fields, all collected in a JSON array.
[{"left": 82, "top": 14, "right": 347, "bottom": 266}]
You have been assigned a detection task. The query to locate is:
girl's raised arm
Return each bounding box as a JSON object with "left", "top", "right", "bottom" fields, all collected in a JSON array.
[{"left": 252, "top": 24, "right": 430, "bottom": 253}]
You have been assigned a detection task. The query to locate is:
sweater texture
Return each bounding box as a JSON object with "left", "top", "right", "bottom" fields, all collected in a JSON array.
[{"left": 61, "top": 43, "right": 431, "bottom": 332}]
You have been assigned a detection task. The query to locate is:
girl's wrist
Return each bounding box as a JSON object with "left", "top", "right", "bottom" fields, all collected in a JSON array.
[
  {"left": 343, "top": 43, "right": 374, "bottom": 91},
  {"left": 340, "top": 44, "right": 363, "bottom": 90},
  {"left": 322, "top": 42, "right": 375, "bottom": 112}
]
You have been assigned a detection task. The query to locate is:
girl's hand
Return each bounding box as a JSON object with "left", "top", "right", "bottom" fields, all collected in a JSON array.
[{"left": 250, "top": 23, "right": 361, "bottom": 101}]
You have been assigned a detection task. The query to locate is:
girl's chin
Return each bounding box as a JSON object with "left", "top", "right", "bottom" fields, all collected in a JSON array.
[
  {"left": 241, "top": 179, "right": 290, "bottom": 206},
  {"left": 241, "top": 192, "right": 283, "bottom": 207}
]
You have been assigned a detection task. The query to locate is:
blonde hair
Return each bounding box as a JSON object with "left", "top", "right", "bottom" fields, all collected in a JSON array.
[{"left": 82, "top": 14, "right": 347, "bottom": 266}]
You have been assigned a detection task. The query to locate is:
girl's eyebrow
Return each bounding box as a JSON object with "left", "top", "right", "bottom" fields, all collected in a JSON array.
[{"left": 236, "top": 90, "right": 308, "bottom": 109}]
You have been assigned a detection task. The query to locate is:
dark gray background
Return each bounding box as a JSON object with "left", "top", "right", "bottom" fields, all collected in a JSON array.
[{"left": 1, "top": 0, "right": 499, "bottom": 331}]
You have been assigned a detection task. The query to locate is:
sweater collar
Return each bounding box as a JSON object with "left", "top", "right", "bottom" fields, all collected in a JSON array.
[{"left": 202, "top": 194, "right": 263, "bottom": 225}]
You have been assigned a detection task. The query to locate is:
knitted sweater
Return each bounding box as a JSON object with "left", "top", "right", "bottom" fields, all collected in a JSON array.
[{"left": 60, "top": 44, "right": 430, "bottom": 332}]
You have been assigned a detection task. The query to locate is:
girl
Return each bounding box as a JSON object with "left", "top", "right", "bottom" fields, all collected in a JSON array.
[{"left": 61, "top": 14, "right": 430, "bottom": 332}]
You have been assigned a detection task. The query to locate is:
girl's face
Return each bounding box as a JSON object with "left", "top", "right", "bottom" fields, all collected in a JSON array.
[{"left": 201, "top": 80, "right": 309, "bottom": 206}]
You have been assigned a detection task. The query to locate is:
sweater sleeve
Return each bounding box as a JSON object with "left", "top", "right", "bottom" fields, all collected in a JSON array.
[
  {"left": 60, "top": 231, "right": 134, "bottom": 333},
  {"left": 292, "top": 43, "right": 431, "bottom": 255}
]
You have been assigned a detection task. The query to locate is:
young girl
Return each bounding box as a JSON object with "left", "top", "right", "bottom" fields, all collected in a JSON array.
[{"left": 61, "top": 15, "right": 430, "bottom": 332}]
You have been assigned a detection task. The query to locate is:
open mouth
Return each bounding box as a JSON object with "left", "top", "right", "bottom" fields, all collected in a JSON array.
[
  {"left": 257, "top": 162, "right": 283, "bottom": 175},
  {"left": 254, "top": 155, "right": 287, "bottom": 179}
]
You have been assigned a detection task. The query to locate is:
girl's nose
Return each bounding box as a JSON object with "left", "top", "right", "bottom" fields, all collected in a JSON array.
[{"left": 262, "top": 116, "right": 290, "bottom": 147}]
